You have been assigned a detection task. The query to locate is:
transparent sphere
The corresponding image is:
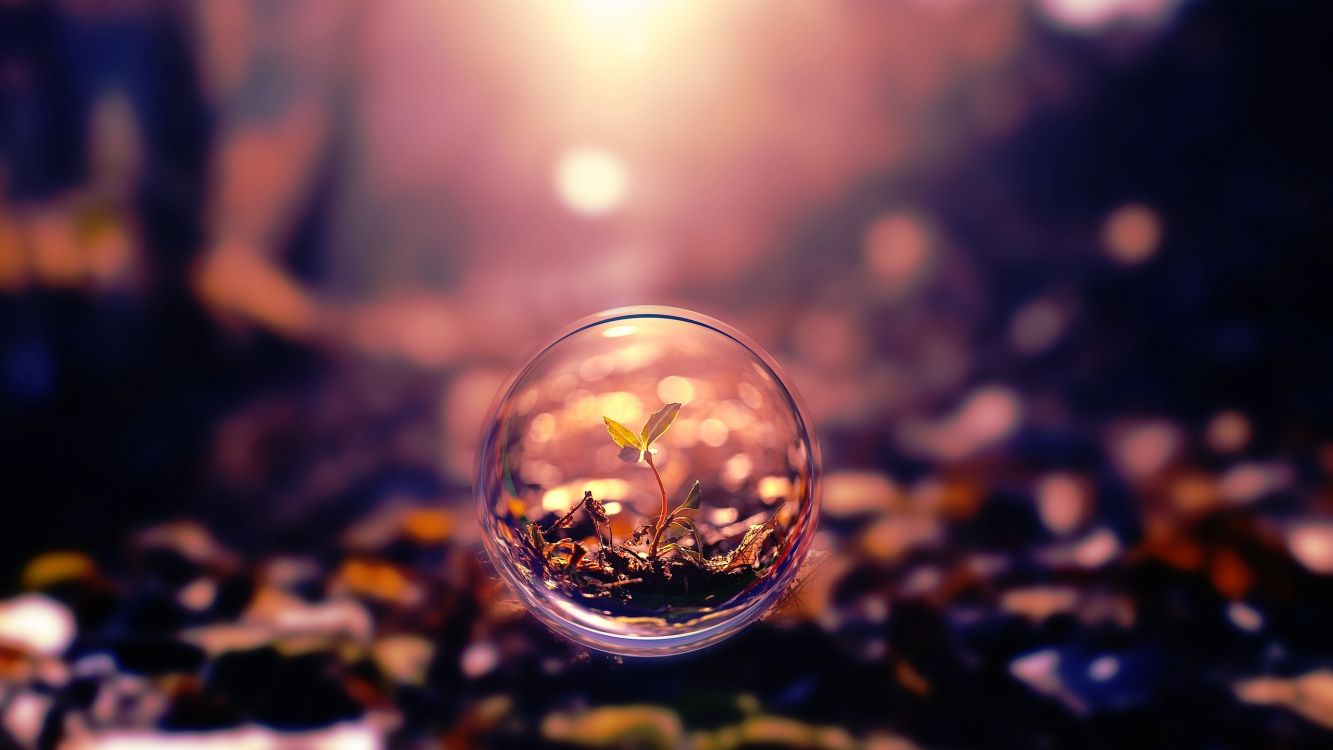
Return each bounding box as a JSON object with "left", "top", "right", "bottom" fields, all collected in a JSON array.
[{"left": 476, "top": 307, "right": 821, "bottom": 656}]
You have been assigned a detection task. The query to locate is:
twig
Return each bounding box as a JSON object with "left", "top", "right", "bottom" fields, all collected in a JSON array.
[
  {"left": 544, "top": 490, "right": 592, "bottom": 535},
  {"left": 590, "top": 578, "right": 644, "bottom": 589}
]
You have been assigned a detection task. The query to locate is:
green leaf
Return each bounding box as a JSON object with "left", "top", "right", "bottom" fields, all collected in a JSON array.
[
  {"left": 668, "top": 517, "right": 695, "bottom": 534},
  {"left": 659, "top": 543, "right": 705, "bottom": 565},
  {"left": 640, "top": 402, "right": 682, "bottom": 448},
  {"left": 669, "top": 480, "right": 702, "bottom": 517},
  {"left": 667, "top": 516, "right": 702, "bottom": 551},
  {"left": 680, "top": 480, "right": 702, "bottom": 510},
  {"left": 604, "top": 417, "right": 643, "bottom": 450}
]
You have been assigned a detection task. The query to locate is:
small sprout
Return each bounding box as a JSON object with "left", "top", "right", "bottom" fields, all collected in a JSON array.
[
  {"left": 521, "top": 400, "right": 787, "bottom": 606},
  {"left": 602, "top": 403, "right": 686, "bottom": 557}
]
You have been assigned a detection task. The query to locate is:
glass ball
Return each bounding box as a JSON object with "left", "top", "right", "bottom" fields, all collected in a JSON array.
[{"left": 476, "top": 307, "right": 821, "bottom": 656}]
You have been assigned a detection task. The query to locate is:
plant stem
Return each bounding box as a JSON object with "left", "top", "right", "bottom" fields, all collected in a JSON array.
[{"left": 644, "top": 452, "right": 670, "bottom": 557}]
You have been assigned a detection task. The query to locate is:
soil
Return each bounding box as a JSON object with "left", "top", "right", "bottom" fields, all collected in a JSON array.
[{"left": 522, "top": 491, "right": 778, "bottom": 618}]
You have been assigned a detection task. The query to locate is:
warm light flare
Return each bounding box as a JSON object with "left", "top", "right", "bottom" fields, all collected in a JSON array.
[
  {"left": 602, "top": 324, "right": 637, "bottom": 338},
  {"left": 554, "top": 148, "right": 630, "bottom": 216},
  {"left": 573, "top": 0, "right": 663, "bottom": 26}
]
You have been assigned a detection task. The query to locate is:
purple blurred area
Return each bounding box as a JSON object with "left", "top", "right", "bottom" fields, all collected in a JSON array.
[{"left": 1, "top": 0, "right": 1332, "bottom": 747}]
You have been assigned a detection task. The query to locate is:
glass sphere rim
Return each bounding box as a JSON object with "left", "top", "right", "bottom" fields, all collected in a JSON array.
[{"left": 473, "top": 305, "right": 823, "bottom": 656}]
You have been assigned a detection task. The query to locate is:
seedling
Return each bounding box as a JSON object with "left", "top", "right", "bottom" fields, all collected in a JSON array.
[
  {"left": 603, "top": 402, "right": 705, "bottom": 559},
  {"left": 522, "top": 401, "right": 784, "bottom": 612}
]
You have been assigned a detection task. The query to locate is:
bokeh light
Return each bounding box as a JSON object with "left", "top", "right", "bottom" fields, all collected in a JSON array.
[
  {"left": 1102, "top": 203, "right": 1164, "bottom": 265},
  {"left": 554, "top": 147, "right": 631, "bottom": 216}
]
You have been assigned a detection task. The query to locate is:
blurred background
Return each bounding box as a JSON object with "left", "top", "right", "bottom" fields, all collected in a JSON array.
[{"left": 1, "top": 0, "right": 1331, "bottom": 747}]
